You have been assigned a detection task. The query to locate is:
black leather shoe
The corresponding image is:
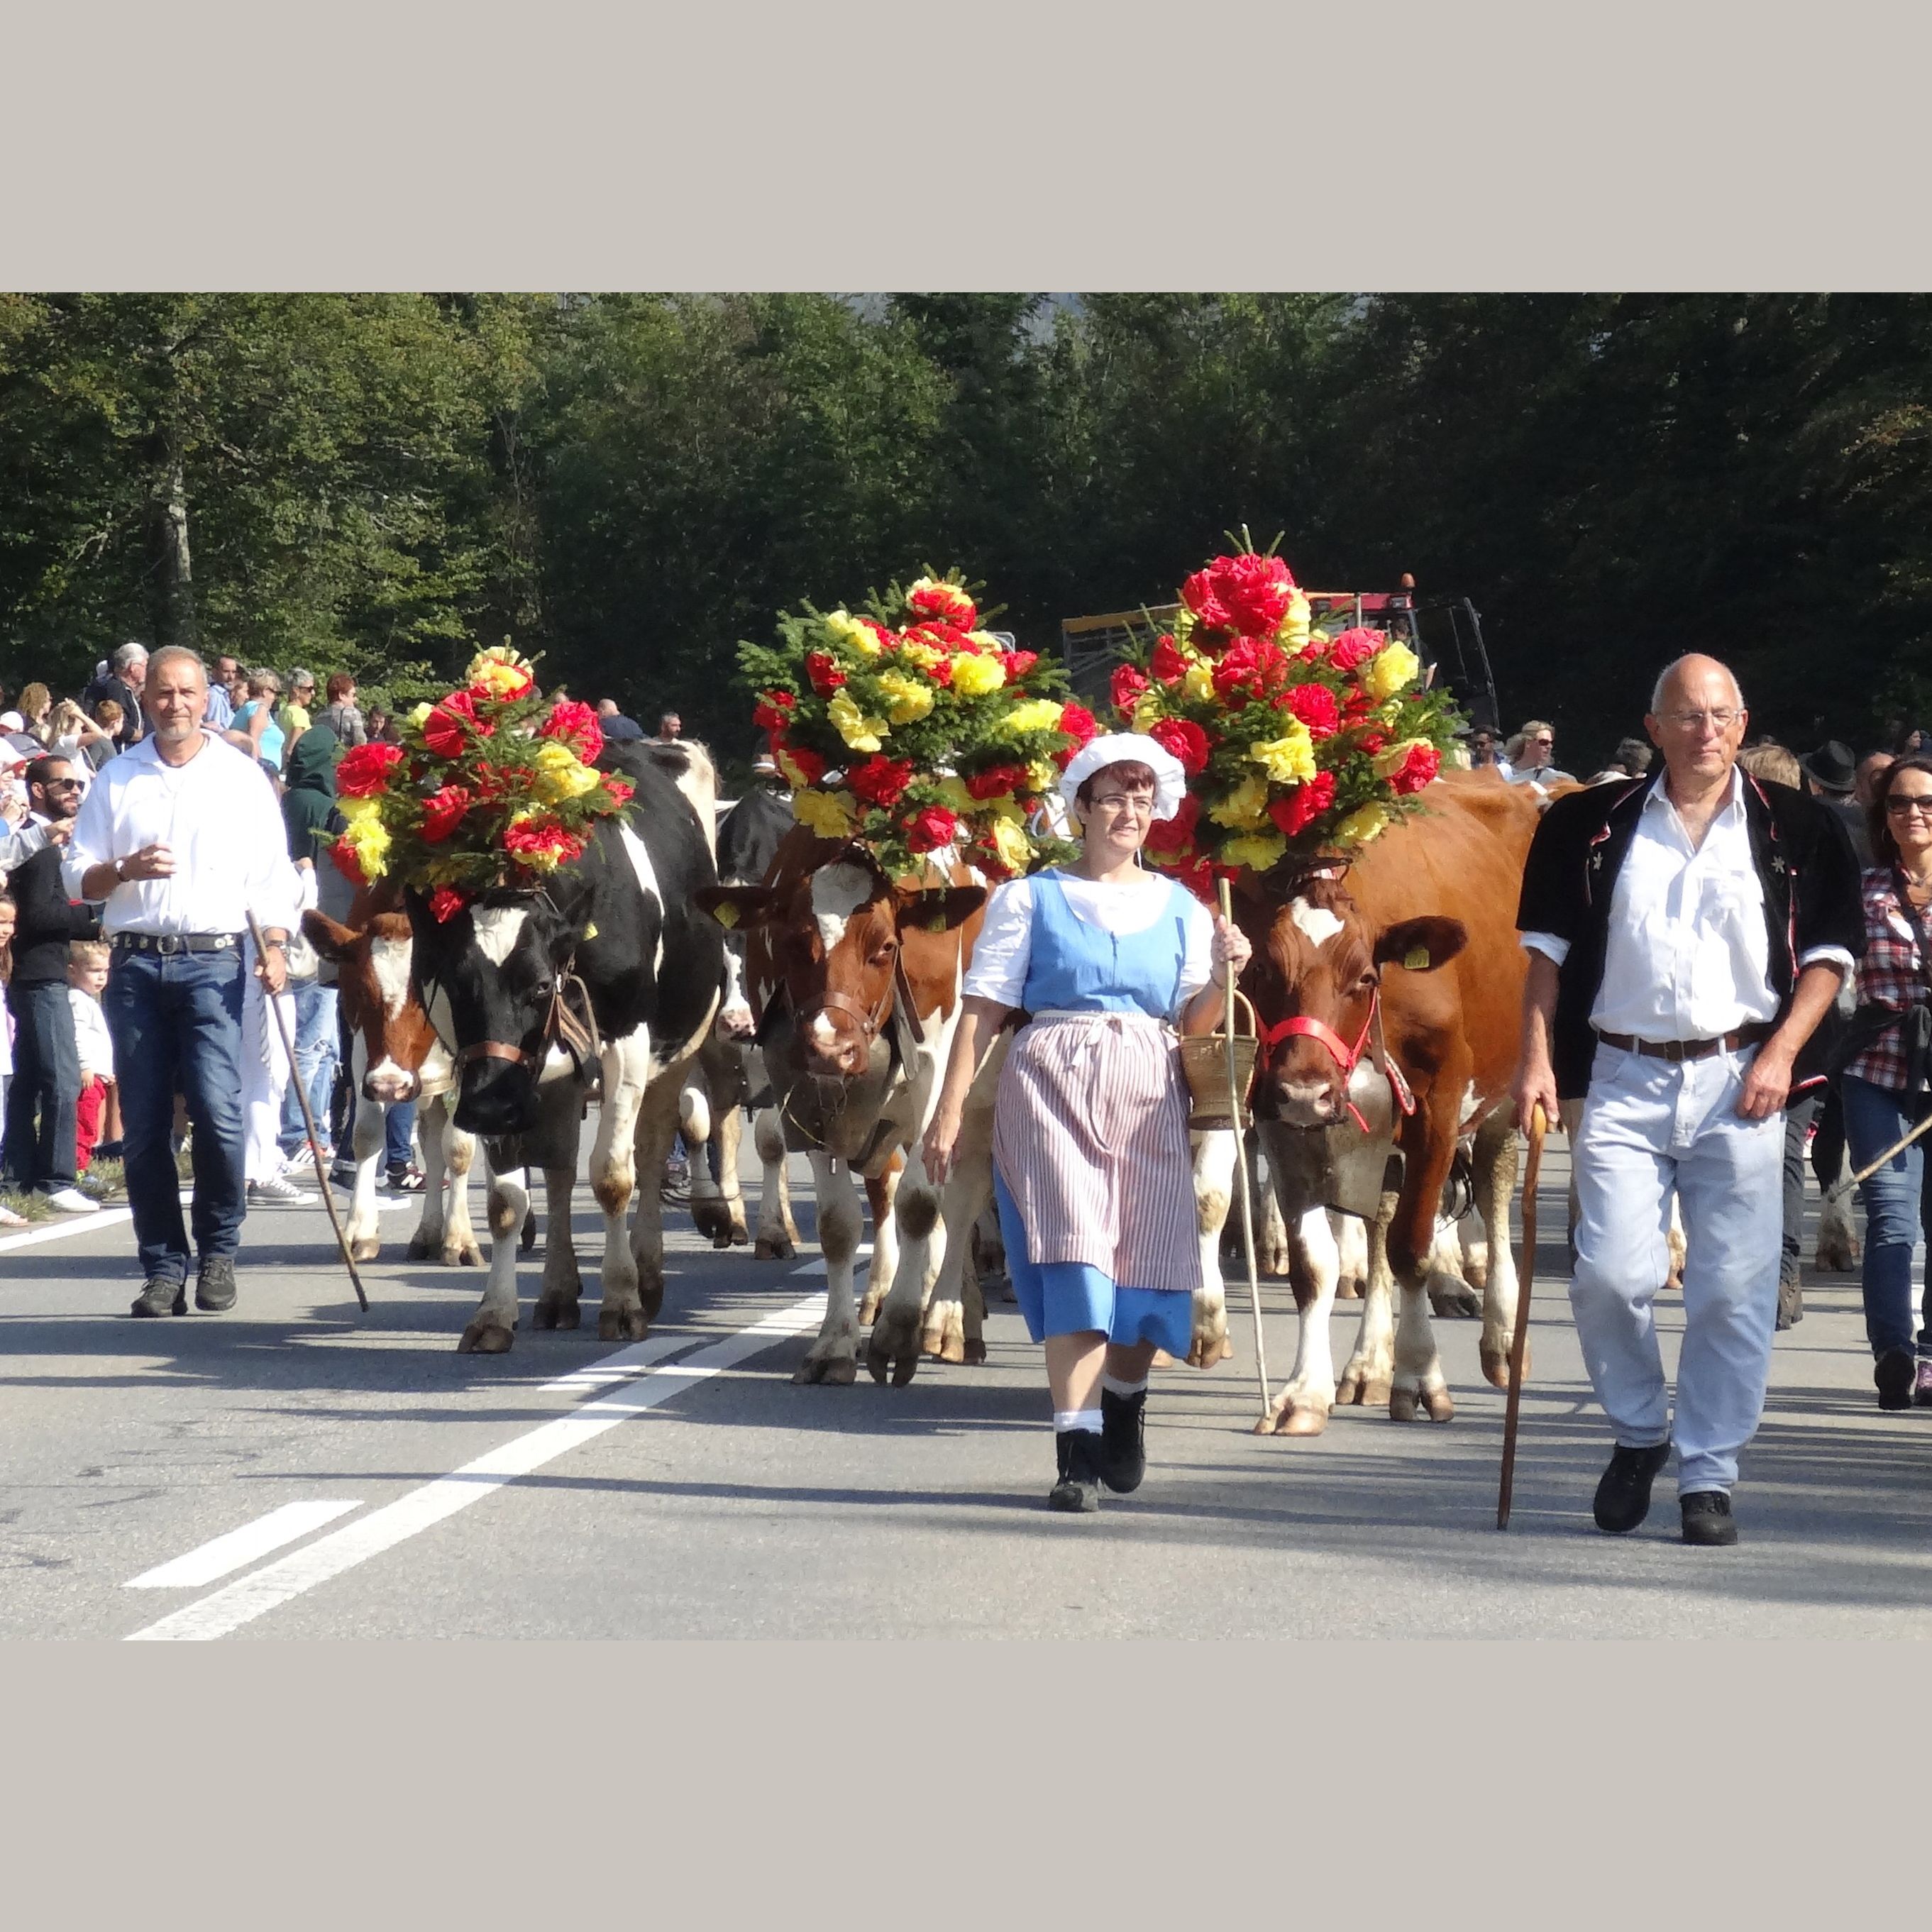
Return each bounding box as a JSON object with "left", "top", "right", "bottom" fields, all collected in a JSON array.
[
  {"left": 1876, "top": 1348, "right": 1916, "bottom": 1411},
  {"left": 1681, "top": 1490, "right": 1739, "bottom": 1546},
  {"left": 131, "top": 1278, "right": 187, "bottom": 1318},
  {"left": 1097, "top": 1386, "right": 1147, "bottom": 1494},
  {"left": 195, "top": 1255, "right": 237, "bottom": 1313},
  {"left": 1047, "top": 1430, "right": 1103, "bottom": 1513},
  {"left": 1592, "top": 1440, "right": 1672, "bottom": 1533}
]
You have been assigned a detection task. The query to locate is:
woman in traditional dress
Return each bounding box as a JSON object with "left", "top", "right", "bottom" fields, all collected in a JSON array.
[{"left": 922, "top": 733, "right": 1252, "bottom": 1511}]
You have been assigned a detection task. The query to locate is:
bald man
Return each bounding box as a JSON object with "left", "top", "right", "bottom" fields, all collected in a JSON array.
[{"left": 1514, "top": 655, "right": 1863, "bottom": 1545}]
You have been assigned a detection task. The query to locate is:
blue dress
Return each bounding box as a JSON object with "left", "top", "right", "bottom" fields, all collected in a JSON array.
[{"left": 990, "top": 871, "right": 1203, "bottom": 1357}]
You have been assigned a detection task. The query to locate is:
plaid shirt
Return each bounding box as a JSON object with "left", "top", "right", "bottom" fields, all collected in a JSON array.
[{"left": 1848, "top": 866, "right": 1931, "bottom": 1091}]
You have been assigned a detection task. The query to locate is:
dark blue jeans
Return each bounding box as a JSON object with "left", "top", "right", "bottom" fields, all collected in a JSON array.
[
  {"left": 1841, "top": 1073, "right": 1932, "bottom": 1361},
  {"left": 4, "top": 978, "right": 81, "bottom": 1194},
  {"left": 104, "top": 946, "right": 248, "bottom": 1284}
]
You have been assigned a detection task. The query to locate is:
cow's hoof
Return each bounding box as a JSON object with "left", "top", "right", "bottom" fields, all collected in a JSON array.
[
  {"left": 793, "top": 1353, "right": 858, "bottom": 1386},
  {"left": 1337, "top": 1364, "right": 1391, "bottom": 1406},
  {"left": 597, "top": 1306, "right": 649, "bottom": 1342},
  {"left": 692, "top": 1204, "right": 734, "bottom": 1244},
  {"left": 458, "top": 1320, "right": 515, "bottom": 1354},
  {"left": 866, "top": 1308, "right": 922, "bottom": 1386},
  {"left": 856, "top": 1286, "right": 885, "bottom": 1328},
  {"left": 1189, "top": 1295, "right": 1230, "bottom": 1368},
  {"left": 444, "top": 1241, "right": 483, "bottom": 1269},
  {"left": 1186, "top": 1332, "right": 1232, "bottom": 1369},
  {"left": 1428, "top": 1280, "right": 1481, "bottom": 1319},
  {"left": 1335, "top": 1278, "right": 1363, "bottom": 1300},
  {"left": 533, "top": 1295, "right": 581, "bottom": 1331},
  {"left": 350, "top": 1237, "right": 382, "bottom": 1264},
  {"left": 640, "top": 1280, "right": 665, "bottom": 1323},
  {"left": 1269, "top": 1400, "right": 1331, "bottom": 1436},
  {"left": 754, "top": 1233, "right": 795, "bottom": 1261},
  {"left": 1478, "top": 1339, "right": 1520, "bottom": 1388},
  {"left": 404, "top": 1232, "right": 435, "bottom": 1262},
  {"left": 921, "top": 1301, "right": 966, "bottom": 1363},
  {"left": 961, "top": 1337, "right": 987, "bottom": 1367},
  {"left": 1389, "top": 1382, "right": 1454, "bottom": 1423},
  {"left": 1814, "top": 1232, "right": 1858, "bottom": 1273},
  {"left": 729, "top": 1227, "right": 749, "bottom": 1247}
]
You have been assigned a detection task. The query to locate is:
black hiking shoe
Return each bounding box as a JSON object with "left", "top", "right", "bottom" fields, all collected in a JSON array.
[
  {"left": 195, "top": 1255, "right": 238, "bottom": 1313},
  {"left": 1097, "top": 1386, "right": 1147, "bottom": 1494},
  {"left": 131, "top": 1277, "right": 187, "bottom": 1319},
  {"left": 1047, "top": 1430, "right": 1103, "bottom": 1513},
  {"left": 1876, "top": 1347, "right": 1916, "bottom": 1411},
  {"left": 1680, "top": 1490, "right": 1740, "bottom": 1547},
  {"left": 1592, "top": 1440, "right": 1672, "bottom": 1533}
]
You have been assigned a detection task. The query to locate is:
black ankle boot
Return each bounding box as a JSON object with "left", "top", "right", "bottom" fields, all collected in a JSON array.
[
  {"left": 1097, "top": 1386, "right": 1147, "bottom": 1494},
  {"left": 1048, "top": 1430, "right": 1103, "bottom": 1513}
]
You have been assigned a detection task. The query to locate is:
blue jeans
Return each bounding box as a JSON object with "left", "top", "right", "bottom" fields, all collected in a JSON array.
[
  {"left": 104, "top": 946, "right": 247, "bottom": 1283},
  {"left": 341, "top": 1090, "right": 416, "bottom": 1171},
  {"left": 280, "top": 981, "right": 338, "bottom": 1157},
  {"left": 1840, "top": 1073, "right": 1932, "bottom": 1361},
  {"left": 3, "top": 979, "right": 81, "bottom": 1193}
]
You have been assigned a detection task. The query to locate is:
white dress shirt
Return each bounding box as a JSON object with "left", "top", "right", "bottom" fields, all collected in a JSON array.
[
  {"left": 61, "top": 729, "right": 301, "bottom": 937},
  {"left": 962, "top": 868, "right": 1215, "bottom": 1015},
  {"left": 1523, "top": 768, "right": 1854, "bottom": 1041}
]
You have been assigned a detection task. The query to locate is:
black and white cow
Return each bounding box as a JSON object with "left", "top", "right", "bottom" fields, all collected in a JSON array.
[{"left": 408, "top": 743, "right": 725, "bottom": 1350}]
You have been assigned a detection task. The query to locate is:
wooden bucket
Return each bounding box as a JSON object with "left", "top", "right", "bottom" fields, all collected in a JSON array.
[{"left": 1178, "top": 990, "right": 1259, "bottom": 1132}]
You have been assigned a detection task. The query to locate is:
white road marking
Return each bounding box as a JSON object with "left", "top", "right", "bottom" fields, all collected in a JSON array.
[
  {"left": 126, "top": 1500, "right": 362, "bottom": 1589},
  {"left": 125, "top": 1289, "right": 829, "bottom": 1641},
  {"left": 788, "top": 1242, "right": 871, "bottom": 1278},
  {"left": 0, "top": 1208, "right": 136, "bottom": 1255}
]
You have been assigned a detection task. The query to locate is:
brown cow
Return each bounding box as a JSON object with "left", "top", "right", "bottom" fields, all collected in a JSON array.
[
  {"left": 697, "top": 827, "right": 995, "bottom": 1385},
  {"left": 1199, "top": 770, "right": 1542, "bottom": 1432}
]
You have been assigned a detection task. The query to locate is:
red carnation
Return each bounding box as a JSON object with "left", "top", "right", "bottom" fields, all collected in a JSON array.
[
  {"left": 1359, "top": 730, "right": 1388, "bottom": 755},
  {"left": 418, "top": 784, "right": 473, "bottom": 844},
  {"left": 1000, "top": 649, "right": 1039, "bottom": 680},
  {"left": 805, "top": 651, "right": 846, "bottom": 695},
  {"left": 329, "top": 834, "right": 366, "bottom": 884},
  {"left": 421, "top": 688, "right": 490, "bottom": 759},
  {"left": 906, "top": 620, "right": 973, "bottom": 654},
  {"left": 1110, "top": 663, "right": 1151, "bottom": 717},
  {"left": 1170, "top": 851, "right": 1235, "bottom": 907},
  {"left": 1267, "top": 770, "right": 1337, "bottom": 839},
  {"left": 1150, "top": 635, "right": 1187, "bottom": 685},
  {"left": 1149, "top": 715, "right": 1212, "bottom": 776},
  {"left": 503, "top": 817, "right": 587, "bottom": 869},
  {"left": 429, "top": 885, "right": 470, "bottom": 925},
  {"left": 752, "top": 690, "right": 796, "bottom": 736},
  {"left": 1387, "top": 743, "right": 1440, "bottom": 796},
  {"left": 907, "top": 582, "right": 978, "bottom": 629},
  {"left": 1276, "top": 683, "right": 1341, "bottom": 737},
  {"left": 905, "top": 805, "right": 959, "bottom": 854},
  {"left": 602, "top": 774, "right": 635, "bottom": 806},
  {"left": 964, "top": 762, "right": 1030, "bottom": 800},
  {"left": 847, "top": 755, "right": 915, "bottom": 809},
  {"left": 1055, "top": 702, "right": 1098, "bottom": 760},
  {"left": 780, "top": 744, "right": 828, "bottom": 786},
  {"left": 1180, "top": 553, "right": 1296, "bottom": 636},
  {"left": 1213, "top": 636, "right": 1285, "bottom": 702},
  {"left": 540, "top": 698, "right": 605, "bottom": 763},
  {"left": 1327, "top": 626, "right": 1384, "bottom": 673},
  {"left": 335, "top": 741, "right": 404, "bottom": 799},
  {"left": 1144, "top": 792, "right": 1201, "bottom": 857}
]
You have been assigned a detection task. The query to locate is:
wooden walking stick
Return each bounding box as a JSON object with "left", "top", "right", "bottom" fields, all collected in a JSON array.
[
  {"left": 1218, "top": 879, "right": 1270, "bottom": 1420},
  {"left": 1826, "top": 1105, "right": 1932, "bottom": 1207},
  {"left": 247, "top": 911, "right": 369, "bottom": 1313},
  {"left": 1496, "top": 1102, "right": 1546, "bottom": 1530}
]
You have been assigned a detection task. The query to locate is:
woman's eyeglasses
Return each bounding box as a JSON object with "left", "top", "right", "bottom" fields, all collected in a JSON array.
[
  {"left": 1885, "top": 795, "right": 1932, "bottom": 818},
  {"left": 1092, "top": 795, "right": 1155, "bottom": 816}
]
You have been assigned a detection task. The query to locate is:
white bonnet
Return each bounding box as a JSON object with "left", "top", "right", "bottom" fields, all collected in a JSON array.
[{"left": 1059, "top": 731, "right": 1188, "bottom": 823}]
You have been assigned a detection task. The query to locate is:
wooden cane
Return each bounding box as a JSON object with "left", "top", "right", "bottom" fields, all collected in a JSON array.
[
  {"left": 1496, "top": 1102, "right": 1546, "bottom": 1530},
  {"left": 1218, "top": 880, "right": 1270, "bottom": 1419},
  {"left": 247, "top": 911, "right": 369, "bottom": 1313},
  {"left": 1826, "top": 1105, "right": 1932, "bottom": 1206}
]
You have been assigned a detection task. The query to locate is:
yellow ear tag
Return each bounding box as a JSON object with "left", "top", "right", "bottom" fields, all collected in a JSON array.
[
  {"left": 1403, "top": 944, "right": 1430, "bottom": 971},
  {"left": 713, "top": 904, "right": 739, "bottom": 930},
  {"left": 583, "top": 922, "right": 600, "bottom": 941}
]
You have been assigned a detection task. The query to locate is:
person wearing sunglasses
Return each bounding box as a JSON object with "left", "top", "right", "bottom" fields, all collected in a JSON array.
[
  {"left": 1504, "top": 719, "right": 1574, "bottom": 791},
  {"left": 1837, "top": 756, "right": 1932, "bottom": 1411},
  {"left": 1, "top": 756, "right": 101, "bottom": 1214},
  {"left": 1516, "top": 655, "right": 1862, "bottom": 1546}
]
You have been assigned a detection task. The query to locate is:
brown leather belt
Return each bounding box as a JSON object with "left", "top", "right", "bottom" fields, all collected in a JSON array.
[{"left": 1595, "top": 1021, "right": 1774, "bottom": 1063}]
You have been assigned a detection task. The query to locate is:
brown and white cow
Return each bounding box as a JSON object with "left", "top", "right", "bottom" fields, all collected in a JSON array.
[
  {"left": 1196, "top": 770, "right": 1542, "bottom": 1433},
  {"left": 697, "top": 826, "right": 998, "bottom": 1385}
]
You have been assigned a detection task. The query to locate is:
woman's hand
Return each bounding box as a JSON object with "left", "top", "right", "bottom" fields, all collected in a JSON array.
[
  {"left": 1211, "top": 914, "right": 1252, "bottom": 976},
  {"left": 922, "top": 1101, "right": 963, "bottom": 1190}
]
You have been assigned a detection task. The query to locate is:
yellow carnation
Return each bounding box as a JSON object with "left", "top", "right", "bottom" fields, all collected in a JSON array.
[
  {"left": 342, "top": 815, "right": 391, "bottom": 878},
  {"left": 1248, "top": 722, "right": 1316, "bottom": 786},
  {"left": 1221, "top": 831, "right": 1288, "bottom": 873},
  {"left": 898, "top": 640, "right": 945, "bottom": 675},
  {"left": 1372, "top": 737, "right": 1432, "bottom": 782},
  {"left": 1361, "top": 641, "right": 1420, "bottom": 704},
  {"left": 1279, "top": 591, "right": 1311, "bottom": 653},
  {"left": 827, "top": 691, "right": 887, "bottom": 754},
  {"left": 990, "top": 815, "right": 1034, "bottom": 872},
  {"left": 824, "top": 609, "right": 883, "bottom": 656},
  {"left": 336, "top": 794, "right": 382, "bottom": 825},
  {"left": 950, "top": 653, "right": 1008, "bottom": 698},
  {"left": 466, "top": 644, "right": 534, "bottom": 698},
  {"left": 998, "top": 698, "right": 1066, "bottom": 740},
  {"left": 1171, "top": 609, "right": 1197, "bottom": 647},
  {"left": 932, "top": 776, "right": 976, "bottom": 815},
  {"left": 875, "top": 671, "right": 934, "bottom": 724},
  {"left": 1027, "top": 760, "right": 1059, "bottom": 793},
  {"left": 532, "top": 739, "right": 600, "bottom": 802},
  {"left": 793, "top": 788, "right": 857, "bottom": 839},
  {"left": 1208, "top": 775, "right": 1271, "bottom": 829},
  {"left": 1183, "top": 662, "right": 1216, "bottom": 705},
  {"left": 407, "top": 701, "right": 434, "bottom": 727},
  {"left": 1333, "top": 802, "right": 1391, "bottom": 848},
  {"left": 1131, "top": 691, "right": 1166, "bottom": 733}
]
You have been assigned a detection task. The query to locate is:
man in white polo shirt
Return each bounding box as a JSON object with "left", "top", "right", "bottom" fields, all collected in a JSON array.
[{"left": 62, "top": 646, "right": 302, "bottom": 1318}]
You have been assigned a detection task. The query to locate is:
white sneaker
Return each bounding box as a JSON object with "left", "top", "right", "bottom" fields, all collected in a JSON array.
[
  {"left": 42, "top": 1187, "right": 101, "bottom": 1215},
  {"left": 247, "top": 1176, "right": 316, "bottom": 1207}
]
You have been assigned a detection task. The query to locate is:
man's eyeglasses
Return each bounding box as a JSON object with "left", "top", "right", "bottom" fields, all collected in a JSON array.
[
  {"left": 1657, "top": 708, "right": 1744, "bottom": 732},
  {"left": 1885, "top": 795, "right": 1932, "bottom": 818},
  {"left": 42, "top": 778, "right": 84, "bottom": 791}
]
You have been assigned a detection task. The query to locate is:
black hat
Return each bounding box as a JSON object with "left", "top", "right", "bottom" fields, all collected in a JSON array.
[{"left": 1799, "top": 740, "right": 1857, "bottom": 795}]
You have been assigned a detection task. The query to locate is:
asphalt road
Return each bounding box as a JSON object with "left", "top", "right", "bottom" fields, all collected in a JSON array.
[{"left": 3, "top": 1136, "right": 1928, "bottom": 1640}]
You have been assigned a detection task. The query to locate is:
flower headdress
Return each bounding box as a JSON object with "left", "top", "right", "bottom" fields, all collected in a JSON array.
[
  {"left": 739, "top": 570, "right": 1093, "bottom": 881},
  {"left": 1112, "top": 539, "right": 1462, "bottom": 900},
  {"left": 329, "top": 644, "right": 634, "bottom": 924}
]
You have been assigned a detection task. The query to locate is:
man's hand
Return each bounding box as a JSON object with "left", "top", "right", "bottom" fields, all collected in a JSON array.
[
  {"left": 42, "top": 821, "right": 71, "bottom": 848},
  {"left": 1736, "top": 1042, "right": 1795, "bottom": 1121},
  {"left": 255, "top": 941, "right": 288, "bottom": 998},
  {"left": 118, "top": 842, "right": 175, "bottom": 881},
  {"left": 1514, "top": 1052, "right": 1560, "bottom": 1136}
]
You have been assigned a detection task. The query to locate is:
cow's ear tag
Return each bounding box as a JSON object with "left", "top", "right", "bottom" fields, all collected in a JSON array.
[
  {"left": 1403, "top": 944, "right": 1430, "bottom": 971},
  {"left": 584, "top": 921, "right": 600, "bottom": 941},
  {"left": 713, "top": 904, "right": 739, "bottom": 930}
]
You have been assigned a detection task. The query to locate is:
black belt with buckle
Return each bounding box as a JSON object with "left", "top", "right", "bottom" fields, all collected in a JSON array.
[
  {"left": 109, "top": 932, "right": 243, "bottom": 956},
  {"left": 1595, "top": 1021, "right": 1774, "bottom": 1063}
]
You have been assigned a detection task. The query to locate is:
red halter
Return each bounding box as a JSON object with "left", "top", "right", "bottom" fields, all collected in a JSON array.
[{"left": 1259, "top": 990, "right": 1379, "bottom": 1132}]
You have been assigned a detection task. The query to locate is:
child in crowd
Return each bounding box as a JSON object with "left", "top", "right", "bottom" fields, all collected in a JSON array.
[
  {"left": 0, "top": 889, "right": 20, "bottom": 1227},
  {"left": 67, "top": 939, "right": 116, "bottom": 1174}
]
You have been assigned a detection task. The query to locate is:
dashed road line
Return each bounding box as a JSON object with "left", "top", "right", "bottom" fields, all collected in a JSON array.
[{"left": 126, "top": 1500, "right": 363, "bottom": 1588}]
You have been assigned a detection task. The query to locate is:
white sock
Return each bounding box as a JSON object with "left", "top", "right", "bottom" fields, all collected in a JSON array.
[
  {"left": 1100, "top": 1372, "right": 1148, "bottom": 1398},
  {"left": 1053, "top": 1408, "right": 1103, "bottom": 1435}
]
